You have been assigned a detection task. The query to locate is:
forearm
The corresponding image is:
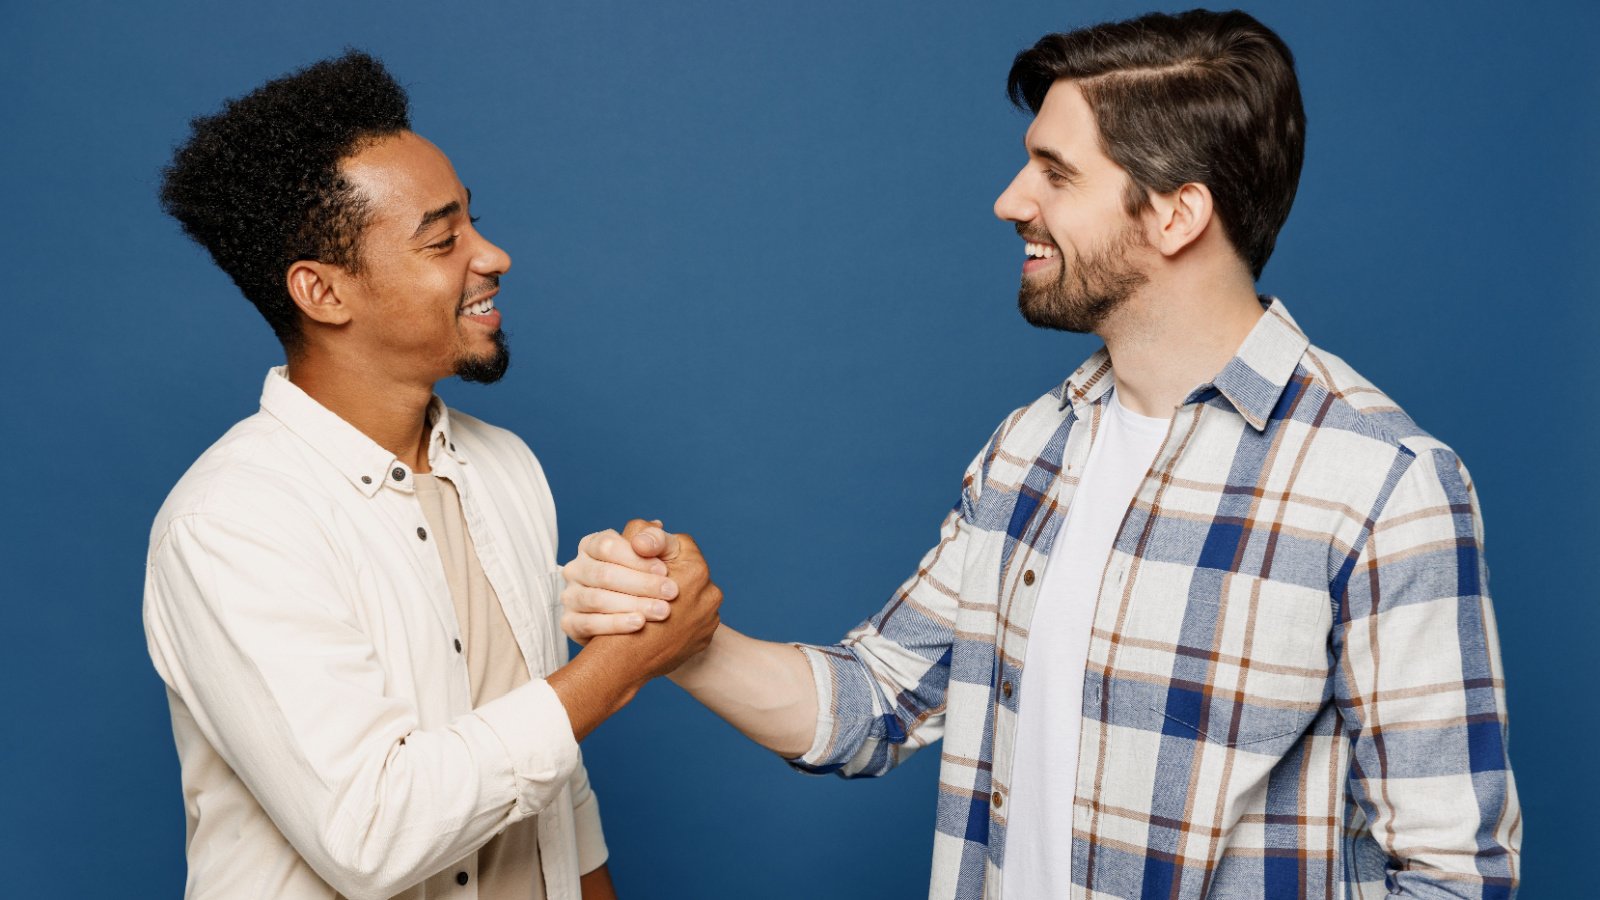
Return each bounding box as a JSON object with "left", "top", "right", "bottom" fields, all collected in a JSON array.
[
  {"left": 580, "top": 863, "right": 617, "bottom": 899},
  {"left": 547, "top": 642, "right": 646, "bottom": 743},
  {"left": 668, "top": 624, "right": 817, "bottom": 758}
]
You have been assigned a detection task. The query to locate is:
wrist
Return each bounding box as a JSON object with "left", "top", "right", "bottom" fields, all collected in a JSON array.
[
  {"left": 549, "top": 640, "right": 650, "bottom": 741},
  {"left": 666, "top": 621, "right": 726, "bottom": 686}
]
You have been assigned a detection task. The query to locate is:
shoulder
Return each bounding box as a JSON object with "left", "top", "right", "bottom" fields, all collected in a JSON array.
[
  {"left": 1296, "top": 344, "right": 1474, "bottom": 515},
  {"left": 150, "top": 410, "right": 327, "bottom": 550},
  {"left": 979, "top": 381, "right": 1075, "bottom": 464}
]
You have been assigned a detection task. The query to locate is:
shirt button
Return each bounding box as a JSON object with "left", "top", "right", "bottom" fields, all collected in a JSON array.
[
  {"left": 1023, "top": 569, "right": 1035, "bottom": 586},
  {"left": 456, "top": 871, "right": 469, "bottom": 886},
  {"left": 454, "top": 638, "right": 462, "bottom": 654},
  {"left": 417, "top": 527, "right": 428, "bottom": 541},
  {"left": 361, "top": 475, "right": 372, "bottom": 485},
  {"left": 991, "top": 790, "right": 1003, "bottom": 809},
  {"left": 1002, "top": 680, "right": 1013, "bottom": 698},
  {"left": 391, "top": 467, "right": 406, "bottom": 482}
]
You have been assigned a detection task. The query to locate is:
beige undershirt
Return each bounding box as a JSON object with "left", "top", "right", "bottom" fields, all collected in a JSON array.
[{"left": 415, "top": 474, "right": 544, "bottom": 900}]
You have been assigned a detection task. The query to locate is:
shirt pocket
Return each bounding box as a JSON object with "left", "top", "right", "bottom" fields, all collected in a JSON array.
[{"left": 1124, "top": 572, "right": 1330, "bottom": 750}]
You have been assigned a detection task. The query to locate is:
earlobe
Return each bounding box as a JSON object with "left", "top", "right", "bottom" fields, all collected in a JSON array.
[{"left": 286, "top": 261, "right": 352, "bottom": 326}]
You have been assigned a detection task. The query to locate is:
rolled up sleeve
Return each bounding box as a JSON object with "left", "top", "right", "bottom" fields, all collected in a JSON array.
[{"left": 789, "top": 439, "right": 989, "bottom": 778}]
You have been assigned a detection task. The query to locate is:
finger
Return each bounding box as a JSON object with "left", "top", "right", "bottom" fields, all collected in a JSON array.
[
  {"left": 632, "top": 527, "right": 684, "bottom": 562},
  {"left": 562, "top": 610, "right": 646, "bottom": 640},
  {"left": 565, "top": 584, "right": 674, "bottom": 621},
  {"left": 562, "top": 556, "right": 678, "bottom": 602},
  {"left": 658, "top": 529, "right": 690, "bottom": 563},
  {"left": 576, "top": 529, "right": 663, "bottom": 573},
  {"left": 620, "top": 519, "right": 670, "bottom": 574}
]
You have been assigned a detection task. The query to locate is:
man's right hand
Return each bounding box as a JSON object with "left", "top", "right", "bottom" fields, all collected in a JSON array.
[
  {"left": 547, "top": 520, "right": 722, "bottom": 741},
  {"left": 562, "top": 520, "right": 721, "bottom": 678}
]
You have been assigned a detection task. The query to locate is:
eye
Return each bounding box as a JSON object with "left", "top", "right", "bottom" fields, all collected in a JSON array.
[
  {"left": 427, "top": 233, "right": 459, "bottom": 251},
  {"left": 1045, "top": 168, "right": 1071, "bottom": 186}
]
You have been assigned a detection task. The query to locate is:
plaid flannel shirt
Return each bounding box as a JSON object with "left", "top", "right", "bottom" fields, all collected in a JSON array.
[{"left": 792, "top": 299, "right": 1520, "bottom": 899}]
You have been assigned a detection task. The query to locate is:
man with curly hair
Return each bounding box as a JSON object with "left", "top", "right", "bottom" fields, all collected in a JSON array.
[{"left": 142, "top": 51, "right": 722, "bottom": 899}]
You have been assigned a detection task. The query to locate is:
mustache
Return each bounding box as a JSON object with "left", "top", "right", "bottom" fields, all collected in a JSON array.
[
  {"left": 1014, "top": 222, "right": 1054, "bottom": 245},
  {"left": 461, "top": 275, "right": 499, "bottom": 304}
]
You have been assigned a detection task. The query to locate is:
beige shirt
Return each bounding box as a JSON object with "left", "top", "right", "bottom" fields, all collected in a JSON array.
[{"left": 144, "top": 368, "right": 606, "bottom": 900}]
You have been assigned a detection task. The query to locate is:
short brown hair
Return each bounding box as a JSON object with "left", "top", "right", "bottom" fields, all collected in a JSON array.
[{"left": 1008, "top": 9, "right": 1305, "bottom": 279}]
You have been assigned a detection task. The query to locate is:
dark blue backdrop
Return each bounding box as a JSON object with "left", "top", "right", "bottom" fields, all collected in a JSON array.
[{"left": 2, "top": 1, "right": 1593, "bottom": 896}]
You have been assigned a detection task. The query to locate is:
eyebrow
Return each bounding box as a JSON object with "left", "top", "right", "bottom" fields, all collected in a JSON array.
[
  {"left": 410, "top": 189, "right": 473, "bottom": 241},
  {"left": 1031, "top": 146, "right": 1081, "bottom": 178}
]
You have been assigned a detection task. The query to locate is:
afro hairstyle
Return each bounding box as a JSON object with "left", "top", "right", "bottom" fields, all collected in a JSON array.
[{"left": 159, "top": 50, "right": 410, "bottom": 353}]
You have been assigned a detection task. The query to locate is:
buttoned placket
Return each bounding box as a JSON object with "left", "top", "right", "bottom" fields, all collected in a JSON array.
[
  {"left": 1060, "top": 390, "right": 1206, "bottom": 878},
  {"left": 409, "top": 450, "right": 488, "bottom": 899},
  {"left": 987, "top": 380, "right": 1206, "bottom": 897},
  {"left": 441, "top": 447, "right": 581, "bottom": 900},
  {"left": 379, "top": 459, "right": 476, "bottom": 711},
  {"left": 986, "top": 395, "right": 1101, "bottom": 886}
]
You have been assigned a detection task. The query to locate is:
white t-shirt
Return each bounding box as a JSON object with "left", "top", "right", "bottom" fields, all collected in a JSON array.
[{"left": 1003, "top": 389, "right": 1169, "bottom": 899}]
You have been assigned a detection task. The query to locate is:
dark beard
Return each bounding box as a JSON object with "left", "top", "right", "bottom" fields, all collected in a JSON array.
[
  {"left": 1017, "top": 222, "right": 1149, "bottom": 334},
  {"left": 455, "top": 328, "right": 510, "bottom": 384}
]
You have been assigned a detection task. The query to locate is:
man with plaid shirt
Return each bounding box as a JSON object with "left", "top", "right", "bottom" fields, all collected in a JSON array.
[{"left": 560, "top": 9, "right": 1519, "bottom": 899}]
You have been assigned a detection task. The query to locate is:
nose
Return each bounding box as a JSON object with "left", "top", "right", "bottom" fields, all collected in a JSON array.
[
  {"left": 470, "top": 226, "right": 512, "bottom": 277},
  {"left": 993, "top": 166, "right": 1038, "bottom": 224}
]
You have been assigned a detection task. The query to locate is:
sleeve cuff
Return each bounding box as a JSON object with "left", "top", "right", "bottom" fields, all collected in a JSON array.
[
  {"left": 788, "top": 644, "right": 847, "bottom": 772},
  {"left": 472, "top": 678, "right": 581, "bottom": 818}
]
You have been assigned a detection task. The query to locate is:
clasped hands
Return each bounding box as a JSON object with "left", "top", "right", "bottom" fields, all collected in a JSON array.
[{"left": 560, "top": 519, "right": 722, "bottom": 677}]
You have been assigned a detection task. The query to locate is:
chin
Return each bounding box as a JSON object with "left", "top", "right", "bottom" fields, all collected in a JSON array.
[{"left": 454, "top": 331, "right": 511, "bottom": 384}]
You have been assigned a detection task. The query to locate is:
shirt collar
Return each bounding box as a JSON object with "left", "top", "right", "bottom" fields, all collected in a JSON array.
[
  {"left": 1059, "top": 296, "right": 1310, "bottom": 432},
  {"left": 258, "top": 367, "right": 467, "bottom": 497}
]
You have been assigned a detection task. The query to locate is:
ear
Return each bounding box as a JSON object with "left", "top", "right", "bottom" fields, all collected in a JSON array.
[
  {"left": 1147, "top": 181, "right": 1214, "bottom": 259},
  {"left": 286, "top": 260, "right": 354, "bottom": 326}
]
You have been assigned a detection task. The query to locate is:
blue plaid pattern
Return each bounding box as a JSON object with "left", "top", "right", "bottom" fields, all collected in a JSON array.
[{"left": 792, "top": 300, "right": 1519, "bottom": 899}]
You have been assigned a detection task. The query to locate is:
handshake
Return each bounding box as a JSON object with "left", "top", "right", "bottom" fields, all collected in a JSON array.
[
  {"left": 559, "top": 519, "right": 724, "bottom": 679},
  {"left": 556, "top": 519, "right": 818, "bottom": 757}
]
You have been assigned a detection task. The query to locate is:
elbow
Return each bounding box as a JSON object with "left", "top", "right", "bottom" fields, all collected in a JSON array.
[
  {"left": 309, "top": 846, "right": 424, "bottom": 900},
  {"left": 305, "top": 802, "right": 448, "bottom": 900}
]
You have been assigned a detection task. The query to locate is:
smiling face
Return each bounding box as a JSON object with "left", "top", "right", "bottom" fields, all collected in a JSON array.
[
  {"left": 333, "top": 131, "right": 513, "bottom": 384},
  {"left": 994, "top": 80, "right": 1153, "bottom": 334}
]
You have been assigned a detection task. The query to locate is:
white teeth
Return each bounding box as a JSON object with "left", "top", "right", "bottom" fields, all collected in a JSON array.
[
  {"left": 1025, "top": 242, "right": 1058, "bottom": 259},
  {"left": 462, "top": 298, "right": 495, "bottom": 316}
]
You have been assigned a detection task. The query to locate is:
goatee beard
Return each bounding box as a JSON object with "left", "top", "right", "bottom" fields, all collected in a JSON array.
[
  {"left": 455, "top": 328, "right": 511, "bottom": 384},
  {"left": 1017, "top": 222, "right": 1149, "bottom": 334}
]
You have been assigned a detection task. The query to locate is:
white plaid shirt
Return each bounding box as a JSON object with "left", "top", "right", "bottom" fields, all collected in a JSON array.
[{"left": 792, "top": 299, "right": 1520, "bottom": 899}]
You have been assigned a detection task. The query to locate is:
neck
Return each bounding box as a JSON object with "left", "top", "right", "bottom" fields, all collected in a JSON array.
[
  {"left": 1096, "top": 263, "right": 1263, "bottom": 418},
  {"left": 286, "top": 351, "right": 436, "bottom": 473}
]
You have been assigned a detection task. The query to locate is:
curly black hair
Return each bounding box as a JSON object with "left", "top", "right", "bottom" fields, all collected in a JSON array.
[{"left": 159, "top": 50, "right": 410, "bottom": 354}]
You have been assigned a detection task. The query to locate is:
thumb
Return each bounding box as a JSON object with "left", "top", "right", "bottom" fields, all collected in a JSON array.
[{"left": 630, "top": 526, "right": 683, "bottom": 563}]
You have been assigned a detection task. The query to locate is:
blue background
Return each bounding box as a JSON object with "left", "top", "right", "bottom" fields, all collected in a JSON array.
[{"left": 2, "top": 1, "right": 1594, "bottom": 896}]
